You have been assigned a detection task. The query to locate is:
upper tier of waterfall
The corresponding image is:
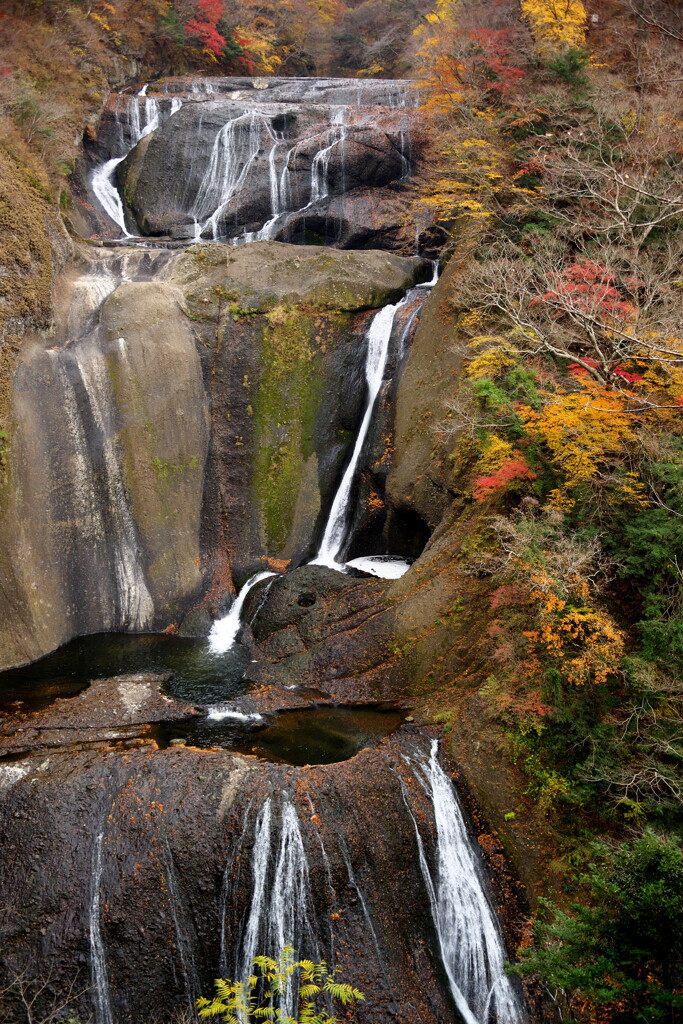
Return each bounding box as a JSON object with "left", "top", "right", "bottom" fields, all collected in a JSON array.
[
  {"left": 151, "top": 75, "right": 421, "bottom": 107},
  {"left": 85, "top": 77, "right": 423, "bottom": 247}
]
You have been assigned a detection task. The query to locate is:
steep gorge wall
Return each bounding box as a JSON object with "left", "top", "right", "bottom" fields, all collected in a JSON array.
[{"left": 0, "top": 242, "right": 426, "bottom": 671}]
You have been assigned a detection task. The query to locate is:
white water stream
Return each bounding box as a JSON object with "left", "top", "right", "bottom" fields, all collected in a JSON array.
[
  {"left": 235, "top": 796, "right": 317, "bottom": 1022},
  {"left": 89, "top": 830, "right": 113, "bottom": 1024},
  {"left": 208, "top": 570, "right": 276, "bottom": 654},
  {"left": 406, "top": 741, "right": 526, "bottom": 1024},
  {"left": 311, "top": 296, "right": 409, "bottom": 570},
  {"left": 72, "top": 344, "right": 155, "bottom": 628},
  {"left": 91, "top": 90, "right": 182, "bottom": 236}
]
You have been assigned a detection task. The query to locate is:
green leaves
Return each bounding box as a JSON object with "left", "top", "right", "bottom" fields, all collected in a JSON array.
[{"left": 516, "top": 833, "right": 683, "bottom": 1022}]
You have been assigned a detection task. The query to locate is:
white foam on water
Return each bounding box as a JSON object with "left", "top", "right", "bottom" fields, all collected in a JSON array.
[{"left": 208, "top": 571, "right": 276, "bottom": 654}]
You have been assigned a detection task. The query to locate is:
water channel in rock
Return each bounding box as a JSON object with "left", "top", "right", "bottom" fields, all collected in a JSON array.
[{"left": 155, "top": 704, "right": 406, "bottom": 764}]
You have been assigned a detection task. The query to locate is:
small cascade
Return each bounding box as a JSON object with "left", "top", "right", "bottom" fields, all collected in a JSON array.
[
  {"left": 64, "top": 267, "right": 117, "bottom": 339},
  {"left": 71, "top": 344, "right": 155, "bottom": 629},
  {"left": 418, "top": 259, "right": 441, "bottom": 288},
  {"left": 89, "top": 830, "right": 113, "bottom": 1024},
  {"left": 192, "top": 111, "right": 276, "bottom": 240},
  {"left": 407, "top": 741, "right": 526, "bottom": 1024},
  {"left": 163, "top": 843, "right": 200, "bottom": 1013},
  {"left": 312, "top": 297, "right": 409, "bottom": 569},
  {"left": 219, "top": 799, "right": 255, "bottom": 975},
  {"left": 396, "top": 301, "right": 423, "bottom": 363},
  {"left": 91, "top": 154, "right": 134, "bottom": 237},
  {"left": 309, "top": 109, "right": 346, "bottom": 205},
  {"left": 91, "top": 91, "right": 182, "bottom": 236},
  {"left": 235, "top": 796, "right": 318, "bottom": 1021},
  {"left": 208, "top": 570, "right": 276, "bottom": 654}
]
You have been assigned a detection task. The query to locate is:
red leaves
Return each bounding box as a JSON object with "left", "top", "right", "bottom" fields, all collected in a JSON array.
[
  {"left": 473, "top": 457, "right": 537, "bottom": 501},
  {"left": 567, "top": 358, "right": 644, "bottom": 383},
  {"left": 466, "top": 28, "right": 525, "bottom": 95},
  {"left": 536, "top": 259, "right": 636, "bottom": 322},
  {"left": 184, "top": 0, "right": 226, "bottom": 57}
]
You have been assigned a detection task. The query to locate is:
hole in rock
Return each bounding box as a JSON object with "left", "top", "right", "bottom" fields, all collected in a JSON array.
[
  {"left": 0, "top": 632, "right": 250, "bottom": 716},
  {"left": 154, "top": 704, "right": 406, "bottom": 765},
  {"left": 385, "top": 505, "right": 431, "bottom": 561},
  {"left": 297, "top": 592, "right": 316, "bottom": 608},
  {"left": 270, "top": 112, "right": 296, "bottom": 132}
]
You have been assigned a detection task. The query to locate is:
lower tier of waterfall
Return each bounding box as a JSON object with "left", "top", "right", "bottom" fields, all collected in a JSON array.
[{"left": 77, "top": 736, "right": 526, "bottom": 1024}]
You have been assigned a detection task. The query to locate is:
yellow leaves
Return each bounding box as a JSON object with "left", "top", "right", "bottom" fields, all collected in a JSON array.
[
  {"left": 534, "top": 603, "right": 625, "bottom": 686},
  {"left": 466, "top": 336, "right": 519, "bottom": 379},
  {"left": 524, "top": 579, "right": 625, "bottom": 686},
  {"left": 476, "top": 435, "right": 517, "bottom": 475},
  {"left": 521, "top": 0, "right": 587, "bottom": 55},
  {"left": 519, "top": 382, "right": 636, "bottom": 489},
  {"left": 454, "top": 199, "right": 493, "bottom": 217},
  {"left": 543, "top": 487, "right": 576, "bottom": 513}
]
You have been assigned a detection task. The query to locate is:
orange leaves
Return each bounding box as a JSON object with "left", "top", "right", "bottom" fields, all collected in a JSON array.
[
  {"left": 528, "top": 595, "right": 625, "bottom": 687},
  {"left": 518, "top": 382, "right": 637, "bottom": 490}
]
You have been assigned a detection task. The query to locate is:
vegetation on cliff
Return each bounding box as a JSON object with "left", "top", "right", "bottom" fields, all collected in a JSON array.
[
  {"left": 412, "top": 0, "right": 683, "bottom": 1019},
  {"left": 197, "top": 946, "right": 365, "bottom": 1024}
]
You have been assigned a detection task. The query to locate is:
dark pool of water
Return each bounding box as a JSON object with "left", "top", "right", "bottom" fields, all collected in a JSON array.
[
  {"left": 155, "top": 704, "right": 405, "bottom": 765},
  {"left": 0, "top": 632, "right": 249, "bottom": 716}
]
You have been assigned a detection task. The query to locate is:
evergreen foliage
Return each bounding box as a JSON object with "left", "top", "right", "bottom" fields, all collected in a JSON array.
[{"left": 516, "top": 832, "right": 683, "bottom": 1023}]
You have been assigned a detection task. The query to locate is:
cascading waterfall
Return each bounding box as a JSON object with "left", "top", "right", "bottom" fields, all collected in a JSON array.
[
  {"left": 312, "top": 296, "right": 409, "bottom": 570},
  {"left": 339, "top": 841, "right": 396, "bottom": 1008},
  {"left": 219, "top": 799, "right": 255, "bottom": 975},
  {"left": 89, "top": 830, "right": 113, "bottom": 1024},
  {"left": 309, "top": 109, "right": 346, "bottom": 205},
  {"left": 192, "top": 111, "right": 276, "bottom": 240},
  {"left": 235, "top": 796, "right": 318, "bottom": 1021},
  {"left": 192, "top": 111, "right": 350, "bottom": 243},
  {"left": 91, "top": 91, "right": 182, "bottom": 236},
  {"left": 208, "top": 570, "right": 276, "bottom": 654},
  {"left": 53, "top": 342, "right": 154, "bottom": 630},
  {"left": 163, "top": 842, "right": 200, "bottom": 1013},
  {"left": 405, "top": 741, "right": 526, "bottom": 1024}
]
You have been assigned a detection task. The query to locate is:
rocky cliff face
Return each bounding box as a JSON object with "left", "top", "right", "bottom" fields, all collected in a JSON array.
[
  {"left": 0, "top": 242, "right": 426, "bottom": 671},
  {"left": 0, "top": 72, "right": 540, "bottom": 1024}
]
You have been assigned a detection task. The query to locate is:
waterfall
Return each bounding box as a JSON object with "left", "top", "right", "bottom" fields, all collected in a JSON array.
[
  {"left": 192, "top": 111, "right": 277, "bottom": 240},
  {"left": 406, "top": 741, "right": 526, "bottom": 1024},
  {"left": 418, "top": 259, "right": 441, "bottom": 288},
  {"left": 235, "top": 796, "right": 317, "bottom": 1021},
  {"left": 309, "top": 110, "right": 346, "bottom": 205},
  {"left": 208, "top": 570, "right": 276, "bottom": 654},
  {"left": 92, "top": 156, "right": 134, "bottom": 237},
  {"left": 69, "top": 344, "right": 154, "bottom": 629},
  {"left": 64, "top": 268, "right": 117, "bottom": 339},
  {"left": 312, "top": 296, "right": 408, "bottom": 568},
  {"left": 89, "top": 830, "right": 113, "bottom": 1024},
  {"left": 163, "top": 842, "right": 200, "bottom": 1012},
  {"left": 91, "top": 92, "right": 181, "bottom": 236},
  {"left": 219, "top": 799, "right": 255, "bottom": 975}
]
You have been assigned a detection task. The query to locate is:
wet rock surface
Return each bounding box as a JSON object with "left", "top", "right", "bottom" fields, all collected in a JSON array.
[
  {"left": 0, "top": 242, "right": 425, "bottom": 671},
  {"left": 0, "top": 727, "right": 524, "bottom": 1024},
  {"left": 119, "top": 102, "right": 416, "bottom": 242},
  {"left": 0, "top": 673, "right": 198, "bottom": 757}
]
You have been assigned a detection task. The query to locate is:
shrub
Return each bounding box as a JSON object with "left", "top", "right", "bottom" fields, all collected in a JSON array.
[
  {"left": 516, "top": 832, "right": 683, "bottom": 1023},
  {"left": 197, "top": 946, "right": 365, "bottom": 1024}
]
